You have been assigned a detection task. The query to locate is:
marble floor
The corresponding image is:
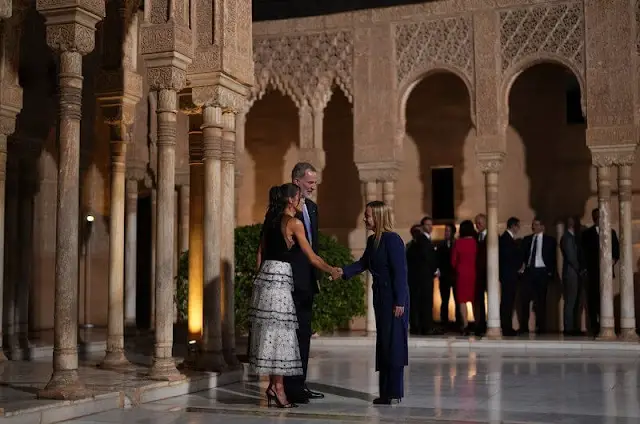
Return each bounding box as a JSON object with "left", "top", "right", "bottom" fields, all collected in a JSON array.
[{"left": 57, "top": 346, "right": 640, "bottom": 424}]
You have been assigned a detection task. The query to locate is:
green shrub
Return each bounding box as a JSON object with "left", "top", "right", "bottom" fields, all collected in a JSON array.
[{"left": 175, "top": 224, "right": 366, "bottom": 334}]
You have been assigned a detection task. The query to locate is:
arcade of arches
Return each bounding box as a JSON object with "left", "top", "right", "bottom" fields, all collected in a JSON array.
[{"left": 0, "top": 0, "right": 638, "bottom": 400}]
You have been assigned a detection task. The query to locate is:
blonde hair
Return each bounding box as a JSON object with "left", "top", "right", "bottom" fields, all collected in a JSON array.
[{"left": 367, "top": 200, "right": 394, "bottom": 247}]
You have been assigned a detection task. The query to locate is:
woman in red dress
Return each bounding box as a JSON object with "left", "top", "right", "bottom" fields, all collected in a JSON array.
[{"left": 451, "top": 220, "right": 477, "bottom": 335}]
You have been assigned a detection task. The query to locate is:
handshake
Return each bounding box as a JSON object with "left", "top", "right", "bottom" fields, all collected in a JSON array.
[{"left": 329, "top": 267, "right": 343, "bottom": 281}]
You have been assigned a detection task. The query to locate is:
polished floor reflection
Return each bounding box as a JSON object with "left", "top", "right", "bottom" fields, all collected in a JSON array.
[{"left": 62, "top": 347, "right": 640, "bottom": 423}]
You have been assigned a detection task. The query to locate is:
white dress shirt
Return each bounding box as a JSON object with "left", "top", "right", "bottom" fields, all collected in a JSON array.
[{"left": 529, "top": 233, "right": 546, "bottom": 268}]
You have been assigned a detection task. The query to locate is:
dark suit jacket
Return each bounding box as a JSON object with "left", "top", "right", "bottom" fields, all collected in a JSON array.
[
  {"left": 436, "top": 240, "right": 454, "bottom": 281},
  {"left": 522, "top": 233, "right": 557, "bottom": 277},
  {"left": 259, "top": 198, "right": 320, "bottom": 294},
  {"left": 476, "top": 233, "right": 487, "bottom": 290},
  {"left": 414, "top": 233, "right": 437, "bottom": 284},
  {"left": 581, "top": 225, "right": 619, "bottom": 279},
  {"left": 498, "top": 231, "right": 521, "bottom": 284}
]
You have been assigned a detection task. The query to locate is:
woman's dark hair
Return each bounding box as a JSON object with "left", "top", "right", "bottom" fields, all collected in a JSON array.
[
  {"left": 268, "top": 183, "right": 300, "bottom": 217},
  {"left": 459, "top": 220, "right": 476, "bottom": 238},
  {"left": 444, "top": 223, "right": 456, "bottom": 238}
]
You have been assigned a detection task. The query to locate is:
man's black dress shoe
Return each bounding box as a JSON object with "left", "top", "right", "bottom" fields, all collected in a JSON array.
[
  {"left": 287, "top": 393, "right": 309, "bottom": 404},
  {"left": 372, "top": 397, "right": 400, "bottom": 405},
  {"left": 304, "top": 387, "right": 324, "bottom": 399}
]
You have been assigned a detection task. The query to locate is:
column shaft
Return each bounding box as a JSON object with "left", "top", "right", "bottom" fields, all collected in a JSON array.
[
  {"left": 484, "top": 170, "right": 501, "bottom": 338},
  {"left": 100, "top": 141, "right": 129, "bottom": 368},
  {"left": 198, "top": 105, "right": 225, "bottom": 371},
  {"left": 149, "top": 89, "right": 182, "bottom": 380},
  {"left": 596, "top": 165, "right": 616, "bottom": 339},
  {"left": 179, "top": 185, "right": 189, "bottom": 255},
  {"left": 39, "top": 51, "right": 88, "bottom": 399},
  {"left": 0, "top": 136, "right": 6, "bottom": 362},
  {"left": 187, "top": 129, "right": 204, "bottom": 342},
  {"left": 17, "top": 165, "right": 34, "bottom": 351},
  {"left": 6, "top": 153, "right": 19, "bottom": 355},
  {"left": 618, "top": 164, "right": 636, "bottom": 339},
  {"left": 221, "top": 111, "right": 239, "bottom": 367},
  {"left": 124, "top": 179, "right": 138, "bottom": 327},
  {"left": 150, "top": 188, "right": 157, "bottom": 329},
  {"left": 364, "top": 181, "right": 377, "bottom": 333}
]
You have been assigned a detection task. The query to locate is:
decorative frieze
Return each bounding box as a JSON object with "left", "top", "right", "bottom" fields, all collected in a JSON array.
[
  {"left": 394, "top": 16, "right": 473, "bottom": 88},
  {"left": 356, "top": 161, "right": 400, "bottom": 183},
  {"left": 590, "top": 145, "right": 638, "bottom": 167}
]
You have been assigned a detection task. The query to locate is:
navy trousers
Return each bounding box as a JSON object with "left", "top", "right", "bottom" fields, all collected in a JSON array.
[{"left": 379, "top": 366, "right": 404, "bottom": 399}]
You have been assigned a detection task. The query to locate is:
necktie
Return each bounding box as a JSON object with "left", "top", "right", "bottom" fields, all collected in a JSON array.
[
  {"left": 529, "top": 235, "right": 538, "bottom": 267},
  {"left": 302, "top": 203, "right": 312, "bottom": 244}
]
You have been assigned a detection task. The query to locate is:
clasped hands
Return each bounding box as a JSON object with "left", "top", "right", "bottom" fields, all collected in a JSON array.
[{"left": 329, "top": 267, "right": 343, "bottom": 281}]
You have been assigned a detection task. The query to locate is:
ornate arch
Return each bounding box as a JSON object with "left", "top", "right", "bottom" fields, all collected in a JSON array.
[
  {"left": 252, "top": 30, "right": 354, "bottom": 110},
  {"left": 498, "top": 2, "right": 586, "bottom": 126}
]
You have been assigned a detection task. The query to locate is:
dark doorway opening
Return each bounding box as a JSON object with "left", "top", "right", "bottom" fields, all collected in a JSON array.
[
  {"left": 136, "top": 194, "right": 152, "bottom": 330},
  {"left": 431, "top": 167, "right": 454, "bottom": 221}
]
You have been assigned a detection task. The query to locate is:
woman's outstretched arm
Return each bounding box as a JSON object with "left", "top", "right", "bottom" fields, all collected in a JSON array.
[
  {"left": 342, "top": 237, "right": 372, "bottom": 280},
  {"left": 290, "top": 218, "right": 337, "bottom": 274}
]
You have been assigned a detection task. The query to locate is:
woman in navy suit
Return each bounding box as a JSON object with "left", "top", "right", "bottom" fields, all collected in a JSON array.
[{"left": 340, "top": 200, "right": 409, "bottom": 405}]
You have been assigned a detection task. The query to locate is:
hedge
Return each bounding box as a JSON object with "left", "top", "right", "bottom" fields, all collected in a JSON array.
[{"left": 175, "top": 224, "right": 366, "bottom": 334}]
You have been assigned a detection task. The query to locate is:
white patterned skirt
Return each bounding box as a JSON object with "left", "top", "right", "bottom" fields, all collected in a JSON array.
[{"left": 248, "top": 260, "right": 303, "bottom": 376}]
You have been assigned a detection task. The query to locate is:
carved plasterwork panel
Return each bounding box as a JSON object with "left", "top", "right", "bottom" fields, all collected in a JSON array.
[
  {"left": 395, "top": 16, "right": 473, "bottom": 88},
  {"left": 253, "top": 30, "right": 354, "bottom": 107},
  {"left": 500, "top": 2, "right": 584, "bottom": 77}
]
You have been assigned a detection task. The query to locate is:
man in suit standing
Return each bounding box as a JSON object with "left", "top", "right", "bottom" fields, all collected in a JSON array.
[
  {"left": 498, "top": 217, "right": 522, "bottom": 336},
  {"left": 521, "top": 218, "right": 556, "bottom": 334},
  {"left": 406, "top": 224, "right": 423, "bottom": 334},
  {"left": 473, "top": 214, "right": 487, "bottom": 336},
  {"left": 560, "top": 216, "right": 585, "bottom": 335},
  {"left": 414, "top": 216, "right": 438, "bottom": 335},
  {"left": 276, "top": 162, "right": 325, "bottom": 403},
  {"left": 436, "top": 223, "right": 460, "bottom": 329},
  {"left": 581, "top": 208, "right": 619, "bottom": 336}
]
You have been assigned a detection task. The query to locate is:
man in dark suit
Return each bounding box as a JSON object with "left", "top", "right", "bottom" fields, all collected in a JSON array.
[
  {"left": 498, "top": 217, "right": 522, "bottom": 336},
  {"left": 581, "top": 208, "right": 620, "bottom": 335},
  {"left": 521, "top": 217, "right": 556, "bottom": 334},
  {"left": 473, "top": 214, "right": 487, "bottom": 336},
  {"left": 436, "top": 223, "right": 460, "bottom": 329},
  {"left": 406, "top": 224, "right": 423, "bottom": 334},
  {"left": 282, "top": 162, "right": 323, "bottom": 403},
  {"left": 414, "top": 216, "right": 438, "bottom": 335}
]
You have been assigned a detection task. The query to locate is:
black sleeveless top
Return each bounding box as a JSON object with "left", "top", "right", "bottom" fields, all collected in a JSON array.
[{"left": 262, "top": 213, "right": 312, "bottom": 289}]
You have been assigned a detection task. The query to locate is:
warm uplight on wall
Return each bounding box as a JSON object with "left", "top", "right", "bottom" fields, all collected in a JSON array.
[
  {"left": 86, "top": 214, "right": 95, "bottom": 222},
  {"left": 188, "top": 220, "right": 204, "bottom": 339}
]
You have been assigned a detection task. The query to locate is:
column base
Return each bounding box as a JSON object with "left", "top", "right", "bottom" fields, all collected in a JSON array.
[
  {"left": 196, "top": 350, "right": 227, "bottom": 373},
  {"left": 99, "top": 350, "right": 132, "bottom": 370},
  {"left": 596, "top": 328, "right": 617, "bottom": 340},
  {"left": 148, "top": 357, "right": 185, "bottom": 381},
  {"left": 485, "top": 327, "right": 502, "bottom": 340},
  {"left": 223, "top": 349, "right": 241, "bottom": 369},
  {"left": 38, "top": 370, "right": 92, "bottom": 400},
  {"left": 620, "top": 328, "right": 639, "bottom": 341}
]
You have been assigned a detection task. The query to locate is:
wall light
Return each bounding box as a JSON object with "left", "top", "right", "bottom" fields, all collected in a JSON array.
[{"left": 86, "top": 214, "right": 95, "bottom": 222}]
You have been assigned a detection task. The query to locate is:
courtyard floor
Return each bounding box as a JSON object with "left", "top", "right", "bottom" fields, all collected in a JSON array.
[{"left": 55, "top": 345, "right": 640, "bottom": 424}]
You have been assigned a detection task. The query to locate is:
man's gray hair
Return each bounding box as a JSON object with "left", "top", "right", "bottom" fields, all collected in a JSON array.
[{"left": 291, "top": 162, "right": 317, "bottom": 181}]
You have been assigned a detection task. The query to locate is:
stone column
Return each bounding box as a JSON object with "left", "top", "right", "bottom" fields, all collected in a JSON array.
[
  {"left": 150, "top": 187, "right": 156, "bottom": 329},
  {"left": 221, "top": 110, "right": 239, "bottom": 368},
  {"left": 178, "top": 184, "right": 189, "bottom": 255},
  {"left": 197, "top": 104, "right": 225, "bottom": 371},
  {"left": 37, "top": 0, "right": 105, "bottom": 399},
  {"left": 187, "top": 124, "right": 204, "bottom": 343},
  {"left": 124, "top": 178, "right": 138, "bottom": 327},
  {"left": 556, "top": 221, "right": 565, "bottom": 332},
  {"left": 382, "top": 180, "right": 395, "bottom": 210},
  {"left": 478, "top": 154, "right": 504, "bottom": 339},
  {"left": 100, "top": 140, "right": 129, "bottom": 368},
  {"left": 5, "top": 151, "right": 19, "bottom": 356},
  {"left": 594, "top": 161, "right": 616, "bottom": 339},
  {"left": 363, "top": 180, "right": 377, "bottom": 333},
  {"left": 234, "top": 111, "right": 246, "bottom": 222},
  {"left": 618, "top": 160, "right": 637, "bottom": 340}
]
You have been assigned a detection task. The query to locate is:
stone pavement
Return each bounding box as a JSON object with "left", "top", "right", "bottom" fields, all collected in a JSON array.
[{"left": 56, "top": 346, "right": 640, "bottom": 424}]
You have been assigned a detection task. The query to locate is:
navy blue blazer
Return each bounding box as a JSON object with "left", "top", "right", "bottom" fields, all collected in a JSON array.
[{"left": 343, "top": 231, "right": 409, "bottom": 370}]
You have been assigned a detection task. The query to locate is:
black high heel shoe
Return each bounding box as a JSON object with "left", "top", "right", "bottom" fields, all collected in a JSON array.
[{"left": 266, "top": 388, "right": 297, "bottom": 408}]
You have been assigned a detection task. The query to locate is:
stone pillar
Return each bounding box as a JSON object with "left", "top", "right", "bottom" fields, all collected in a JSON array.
[
  {"left": 100, "top": 140, "right": 129, "bottom": 368},
  {"left": 382, "top": 180, "right": 395, "bottom": 211},
  {"left": 5, "top": 151, "right": 19, "bottom": 356},
  {"left": 478, "top": 154, "right": 504, "bottom": 339},
  {"left": 187, "top": 124, "right": 204, "bottom": 343},
  {"left": 150, "top": 187, "right": 156, "bottom": 329},
  {"left": 178, "top": 184, "right": 189, "bottom": 255},
  {"left": 234, "top": 111, "right": 246, "bottom": 222},
  {"left": 618, "top": 160, "right": 637, "bottom": 340},
  {"left": 556, "top": 221, "right": 565, "bottom": 332},
  {"left": 594, "top": 161, "right": 615, "bottom": 340},
  {"left": 197, "top": 104, "right": 225, "bottom": 371},
  {"left": 221, "top": 110, "right": 239, "bottom": 368},
  {"left": 124, "top": 178, "right": 138, "bottom": 327},
  {"left": 37, "top": 0, "right": 105, "bottom": 399},
  {"left": 363, "top": 180, "right": 377, "bottom": 334}
]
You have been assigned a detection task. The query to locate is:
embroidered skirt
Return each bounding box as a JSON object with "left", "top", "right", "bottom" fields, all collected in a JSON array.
[{"left": 248, "top": 260, "right": 303, "bottom": 376}]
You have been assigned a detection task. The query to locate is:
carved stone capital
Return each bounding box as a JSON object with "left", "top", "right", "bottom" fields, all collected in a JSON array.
[
  {"left": 356, "top": 161, "right": 400, "bottom": 183},
  {"left": 589, "top": 145, "right": 637, "bottom": 167},
  {"left": 147, "top": 66, "right": 187, "bottom": 92},
  {"left": 477, "top": 151, "right": 506, "bottom": 173},
  {"left": 126, "top": 161, "right": 146, "bottom": 181},
  {"left": 96, "top": 68, "right": 143, "bottom": 103},
  {"left": 178, "top": 91, "right": 201, "bottom": 115},
  {"left": 0, "top": 0, "right": 12, "bottom": 19},
  {"left": 0, "top": 114, "right": 16, "bottom": 137},
  {"left": 191, "top": 84, "right": 247, "bottom": 112},
  {"left": 0, "top": 82, "right": 23, "bottom": 117},
  {"left": 37, "top": 0, "right": 106, "bottom": 54}
]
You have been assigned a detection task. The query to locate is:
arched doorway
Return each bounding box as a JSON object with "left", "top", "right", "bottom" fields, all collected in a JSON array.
[
  {"left": 317, "top": 88, "right": 361, "bottom": 245},
  {"left": 398, "top": 71, "right": 474, "bottom": 327},
  {"left": 240, "top": 90, "right": 299, "bottom": 225},
  {"left": 505, "top": 62, "right": 590, "bottom": 333}
]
